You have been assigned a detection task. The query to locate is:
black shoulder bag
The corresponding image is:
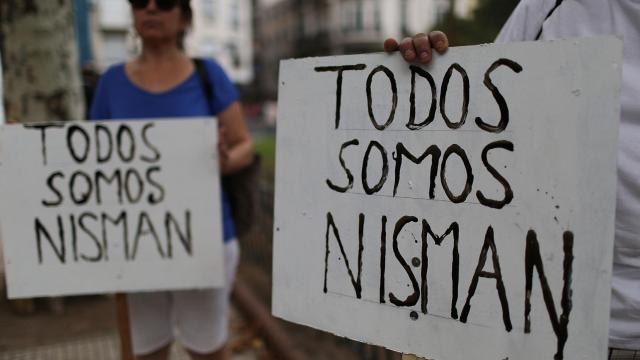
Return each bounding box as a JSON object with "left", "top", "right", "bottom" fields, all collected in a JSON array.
[{"left": 193, "top": 58, "right": 261, "bottom": 238}]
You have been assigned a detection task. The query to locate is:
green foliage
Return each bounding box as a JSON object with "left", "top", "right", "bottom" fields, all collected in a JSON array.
[
  {"left": 254, "top": 134, "right": 276, "bottom": 183},
  {"left": 431, "top": 0, "right": 520, "bottom": 46}
]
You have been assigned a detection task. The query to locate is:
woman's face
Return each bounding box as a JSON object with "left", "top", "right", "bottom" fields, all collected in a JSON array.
[{"left": 130, "top": 0, "right": 189, "bottom": 45}]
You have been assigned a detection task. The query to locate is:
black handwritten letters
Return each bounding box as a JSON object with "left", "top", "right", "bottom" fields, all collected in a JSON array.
[
  {"left": 317, "top": 60, "right": 575, "bottom": 359},
  {"left": 31, "top": 122, "right": 193, "bottom": 265},
  {"left": 323, "top": 212, "right": 574, "bottom": 359},
  {"left": 319, "top": 61, "right": 517, "bottom": 208}
]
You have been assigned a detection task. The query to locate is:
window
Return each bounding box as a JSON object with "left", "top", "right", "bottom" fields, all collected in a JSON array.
[
  {"left": 373, "top": 0, "right": 381, "bottom": 31},
  {"left": 400, "top": 0, "right": 408, "bottom": 36},
  {"left": 355, "top": 0, "right": 363, "bottom": 31},
  {"left": 202, "top": 0, "right": 216, "bottom": 23},
  {"left": 230, "top": 2, "right": 240, "bottom": 31},
  {"left": 227, "top": 43, "right": 241, "bottom": 69},
  {"left": 341, "top": 1, "right": 354, "bottom": 33}
]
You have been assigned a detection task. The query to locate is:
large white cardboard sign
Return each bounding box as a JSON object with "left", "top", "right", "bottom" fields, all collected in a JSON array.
[
  {"left": 0, "top": 118, "right": 224, "bottom": 298},
  {"left": 272, "top": 37, "right": 622, "bottom": 359}
]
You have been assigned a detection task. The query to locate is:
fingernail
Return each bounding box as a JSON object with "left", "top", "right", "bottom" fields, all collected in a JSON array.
[
  {"left": 406, "top": 50, "right": 415, "bottom": 59},
  {"left": 420, "top": 52, "right": 430, "bottom": 61},
  {"left": 437, "top": 41, "right": 445, "bottom": 50}
]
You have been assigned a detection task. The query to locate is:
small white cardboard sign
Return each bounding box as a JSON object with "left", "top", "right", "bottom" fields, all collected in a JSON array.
[
  {"left": 0, "top": 118, "right": 224, "bottom": 298},
  {"left": 272, "top": 37, "right": 623, "bottom": 359}
]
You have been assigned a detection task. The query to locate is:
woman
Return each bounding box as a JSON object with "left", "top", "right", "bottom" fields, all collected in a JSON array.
[{"left": 90, "top": 0, "right": 253, "bottom": 359}]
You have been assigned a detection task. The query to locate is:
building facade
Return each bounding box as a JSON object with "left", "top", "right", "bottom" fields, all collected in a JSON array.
[
  {"left": 89, "top": 0, "right": 132, "bottom": 71},
  {"left": 74, "top": 0, "right": 94, "bottom": 67},
  {"left": 186, "top": 0, "right": 253, "bottom": 84},
  {"left": 253, "top": 0, "right": 457, "bottom": 100}
]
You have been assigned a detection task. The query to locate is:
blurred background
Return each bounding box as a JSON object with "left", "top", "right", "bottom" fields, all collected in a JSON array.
[{"left": 0, "top": 0, "right": 517, "bottom": 359}]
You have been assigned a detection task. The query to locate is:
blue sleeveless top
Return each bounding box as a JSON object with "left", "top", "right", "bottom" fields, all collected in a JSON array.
[{"left": 89, "top": 59, "right": 238, "bottom": 242}]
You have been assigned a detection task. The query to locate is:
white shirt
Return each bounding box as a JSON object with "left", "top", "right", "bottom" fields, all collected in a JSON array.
[
  {"left": 496, "top": 0, "right": 640, "bottom": 350},
  {"left": 0, "top": 51, "right": 4, "bottom": 125}
]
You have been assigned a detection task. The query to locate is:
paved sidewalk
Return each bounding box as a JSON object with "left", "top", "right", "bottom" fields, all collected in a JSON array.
[
  {"left": 0, "top": 333, "right": 259, "bottom": 360},
  {"left": 0, "top": 288, "right": 265, "bottom": 360},
  {"left": 0, "top": 334, "right": 119, "bottom": 360},
  {"left": 0, "top": 242, "right": 266, "bottom": 360}
]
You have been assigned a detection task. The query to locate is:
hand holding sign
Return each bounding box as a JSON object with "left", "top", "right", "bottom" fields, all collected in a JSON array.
[{"left": 384, "top": 31, "right": 449, "bottom": 64}]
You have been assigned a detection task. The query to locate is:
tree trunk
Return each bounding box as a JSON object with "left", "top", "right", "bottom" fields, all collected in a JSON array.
[
  {"left": 0, "top": 0, "right": 83, "bottom": 315},
  {"left": 0, "top": 0, "right": 84, "bottom": 123}
]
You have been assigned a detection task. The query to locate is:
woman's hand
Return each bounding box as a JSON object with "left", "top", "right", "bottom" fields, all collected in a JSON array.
[
  {"left": 384, "top": 31, "right": 449, "bottom": 64},
  {"left": 217, "top": 102, "right": 254, "bottom": 176}
]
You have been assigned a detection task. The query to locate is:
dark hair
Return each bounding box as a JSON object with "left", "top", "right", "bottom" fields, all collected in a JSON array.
[
  {"left": 179, "top": 0, "right": 193, "bottom": 22},
  {"left": 177, "top": 0, "right": 192, "bottom": 49}
]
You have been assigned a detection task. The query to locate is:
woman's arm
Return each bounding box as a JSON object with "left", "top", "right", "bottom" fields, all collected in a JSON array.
[{"left": 217, "top": 101, "right": 254, "bottom": 175}]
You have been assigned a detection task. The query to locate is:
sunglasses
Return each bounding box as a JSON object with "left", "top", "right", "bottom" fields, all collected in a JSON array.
[{"left": 128, "top": 0, "right": 179, "bottom": 11}]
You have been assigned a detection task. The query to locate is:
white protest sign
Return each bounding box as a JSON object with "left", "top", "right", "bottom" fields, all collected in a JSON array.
[
  {"left": 0, "top": 118, "right": 224, "bottom": 299},
  {"left": 272, "top": 37, "right": 622, "bottom": 359}
]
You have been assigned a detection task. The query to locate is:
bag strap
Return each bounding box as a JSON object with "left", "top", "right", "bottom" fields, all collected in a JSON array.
[
  {"left": 535, "top": 0, "right": 565, "bottom": 40},
  {"left": 193, "top": 57, "right": 215, "bottom": 115}
]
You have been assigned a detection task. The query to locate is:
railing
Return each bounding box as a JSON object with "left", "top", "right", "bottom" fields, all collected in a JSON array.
[{"left": 237, "top": 172, "right": 400, "bottom": 360}]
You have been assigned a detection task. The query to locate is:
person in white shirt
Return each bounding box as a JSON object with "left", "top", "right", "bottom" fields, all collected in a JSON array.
[
  {"left": 0, "top": 50, "right": 5, "bottom": 125},
  {"left": 385, "top": 1, "right": 640, "bottom": 358}
]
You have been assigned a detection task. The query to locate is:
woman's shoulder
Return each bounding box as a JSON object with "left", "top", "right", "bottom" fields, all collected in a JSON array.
[
  {"left": 193, "top": 57, "right": 239, "bottom": 110},
  {"left": 197, "top": 57, "right": 223, "bottom": 70},
  {"left": 101, "top": 63, "right": 126, "bottom": 77},
  {"left": 196, "top": 57, "right": 231, "bottom": 80},
  {"left": 196, "top": 57, "right": 238, "bottom": 91},
  {"left": 97, "top": 63, "right": 128, "bottom": 88}
]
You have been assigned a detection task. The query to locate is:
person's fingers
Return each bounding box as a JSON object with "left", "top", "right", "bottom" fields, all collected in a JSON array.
[
  {"left": 383, "top": 38, "right": 399, "bottom": 52},
  {"left": 6, "top": 118, "right": 17, "bottom": 125},
  {"left": 429, "top": 30, "right": 449, "bottom": 54},
  {"left": 387, "top": 31, "right": 449, "bottom": 63},
  {"left": 398, "top": 37, "right": 417, "bottom": 62},
  {"left": 412, "top": 33, "right": 432, "bottom": 64}
]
